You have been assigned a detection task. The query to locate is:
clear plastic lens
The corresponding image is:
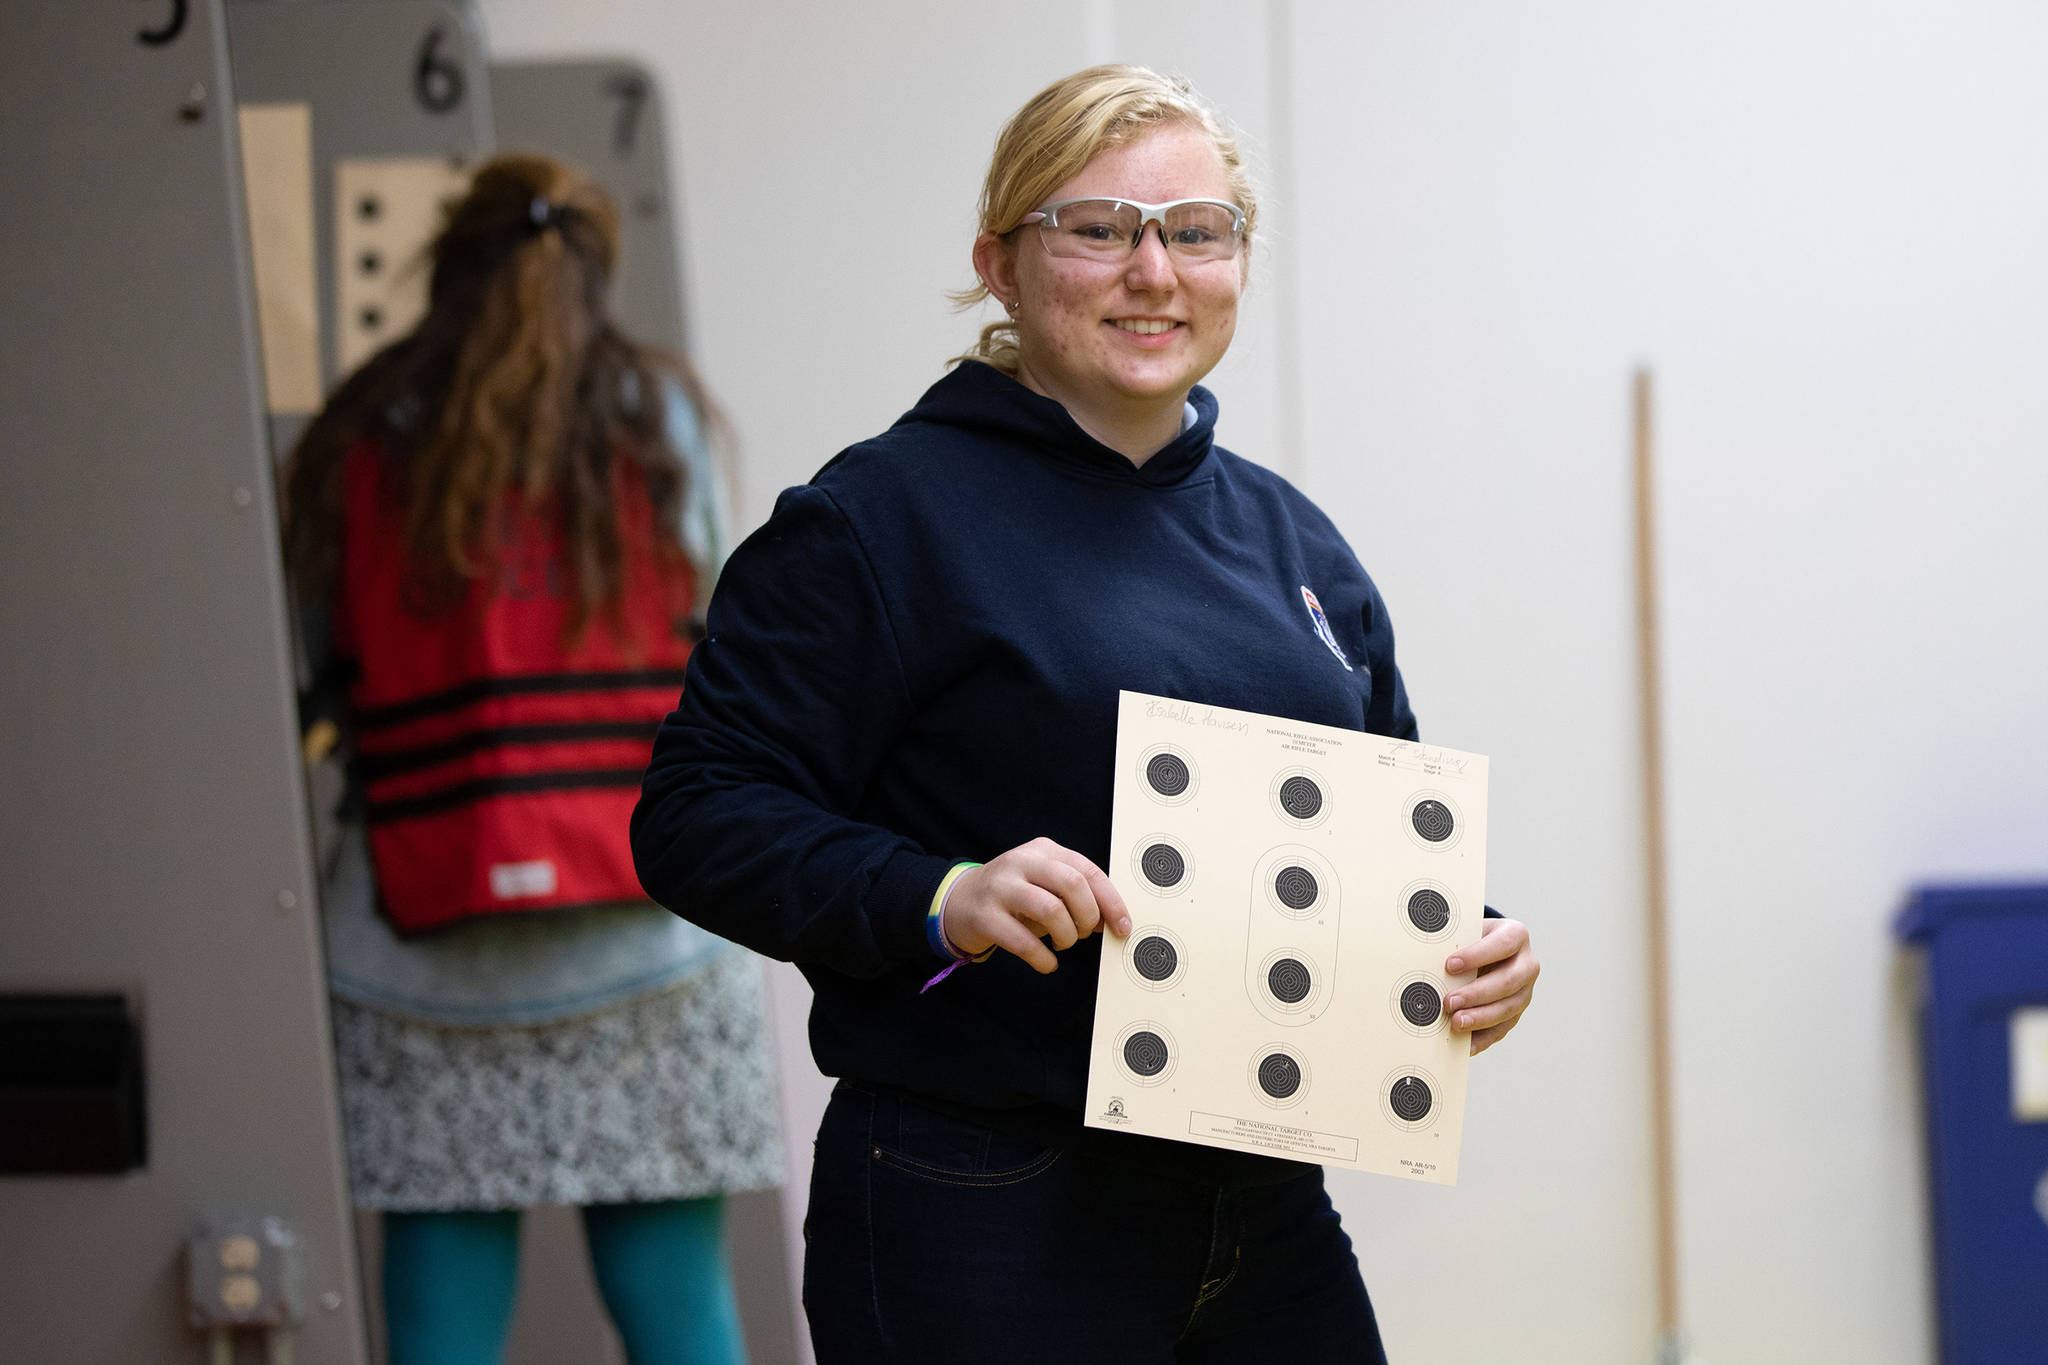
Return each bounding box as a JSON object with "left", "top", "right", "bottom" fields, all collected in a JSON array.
[{"left": 1039, "top": 200, "right": 1241, "bottom": 262}]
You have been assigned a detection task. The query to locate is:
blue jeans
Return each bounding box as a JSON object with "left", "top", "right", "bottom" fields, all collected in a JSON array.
[{"left": 803, "top": 1082, "right": 1388, "bottom": 1364}]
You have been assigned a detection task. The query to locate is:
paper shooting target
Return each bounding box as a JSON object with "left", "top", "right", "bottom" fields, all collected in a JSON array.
[
  {"left": 1390, "top": 973, "right": 1446, "bottom": 1036},
  {"left": 1275, "top": 864, "right": 1319, "bottom": 911},
  {"left": 1399, "top": 878, "right": 1459, "bottom": 942},
  {"left": 1268, "top": 765, "right": 1331, "bottom": 829},
  {"left": 1403, "top": 791, "right": 1465, "bottom": 852},
  {"left": 1256, "top": 846, "right": 1339, "bottom": 922},
  {"left": 1131, "top": 834, "right": 1194, "bottom": 898},
  {"left": 1114, "top": 1021, "right": 1178, "bottom": 1086},
  {"left": 1123, "top": 925, "right": 1188, "bottom": 993},
  {"left": 1380, "top": 1069, "right": 1439, "bottom": 1129},
  {"left": 1268, "top": 957, "right": 1313, "bottom": 1004},
  {"left": 1138, "top": 744, "right": 1199, "bottom": 806},
  {"left": 1248, "top": 1044, "right": 1311, "bottom": 1109},
  {"left": 1252, "top": 947, "right": 1328, "bottom": 1020}
]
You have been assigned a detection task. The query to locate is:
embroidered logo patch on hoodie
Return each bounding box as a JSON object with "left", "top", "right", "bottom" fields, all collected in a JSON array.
[{"left": 1300, "top": 586, "right": 1353, "bottom": 671}]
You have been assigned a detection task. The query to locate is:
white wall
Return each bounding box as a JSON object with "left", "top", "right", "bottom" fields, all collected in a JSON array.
[
  {"left": 483, "top": 4, "right": 2048, "bottom": 1362},
  {"left": 1295, "top": 4, "right": 2048, "bottom": 1363}
]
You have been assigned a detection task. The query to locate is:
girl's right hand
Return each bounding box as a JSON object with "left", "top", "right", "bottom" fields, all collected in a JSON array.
[{"left": 939, "top": 837, "right": 1133, "bottom": 974}]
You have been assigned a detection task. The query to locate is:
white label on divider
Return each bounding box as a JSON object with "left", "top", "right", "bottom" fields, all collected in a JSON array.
[
  {"left": 490, "top": 860, "right": 558, "bottom": 900},
  {"left": 2012, "top": 1008, "right": 2048, "bottom": 1122}
]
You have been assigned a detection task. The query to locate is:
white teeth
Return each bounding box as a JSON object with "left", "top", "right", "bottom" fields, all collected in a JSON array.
[{"left": 1113, "top": 319, "right": 1176, "bottom": 335}]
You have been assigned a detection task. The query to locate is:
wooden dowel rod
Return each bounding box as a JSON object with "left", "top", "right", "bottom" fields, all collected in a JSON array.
[{"left": 1633, "top": 366, "right": 1684, "bottom": 1361}]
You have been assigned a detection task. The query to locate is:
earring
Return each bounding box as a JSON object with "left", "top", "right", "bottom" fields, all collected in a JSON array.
[{"left": 1003, "top": 297, "right": 1019, "bottom": 315}]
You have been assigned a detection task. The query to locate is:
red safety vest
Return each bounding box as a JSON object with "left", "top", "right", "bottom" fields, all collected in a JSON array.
[{"left": 335, "top": 441, "right": 695, "bottom": 933}]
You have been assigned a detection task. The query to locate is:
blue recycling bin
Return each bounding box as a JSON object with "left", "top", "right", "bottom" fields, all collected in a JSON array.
[{"left": 1894, "top": 884, "right": 2048, "bottom": 1364}]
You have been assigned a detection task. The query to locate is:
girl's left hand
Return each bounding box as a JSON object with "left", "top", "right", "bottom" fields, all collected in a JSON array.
[{"left": 1442, "top": 918, "right": 1539, "bottom": 1056}]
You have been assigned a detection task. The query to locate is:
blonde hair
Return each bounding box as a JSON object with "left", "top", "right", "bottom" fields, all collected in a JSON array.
[{"left": 953, "top": 64, "right": 1259, "bottom": 375}]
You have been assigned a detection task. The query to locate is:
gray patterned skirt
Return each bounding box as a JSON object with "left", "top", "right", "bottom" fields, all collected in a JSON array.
[{"left": 331, "top": 951, "right": 783, "bottom": 1211}]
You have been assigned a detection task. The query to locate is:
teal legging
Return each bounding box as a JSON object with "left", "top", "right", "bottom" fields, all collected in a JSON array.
[{"left": 381, "top": 1197, "right": 746, "bottom": 1365}]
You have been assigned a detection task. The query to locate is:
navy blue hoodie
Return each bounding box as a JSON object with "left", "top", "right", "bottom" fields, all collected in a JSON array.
[{"left": 633, "top": 360, "right": 1422, "bottom": 1178}]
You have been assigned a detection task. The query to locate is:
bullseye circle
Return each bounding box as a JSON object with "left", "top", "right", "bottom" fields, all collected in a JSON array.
[
  {"left": 1408, "top": 887, "right": 1451, "bottom": 933},
  {"left": 1257, "top": 1052, "right": 1302, "bottom": 1099},
  {"left": 1123, "top": 925, "right": 1187, "bottom": 992},
  {"left": 1132, "top": 836, "right": 1193, "bottom": 899},
  {"left": 1141, "top": 843, "right": 1185, "bottom": 888},
  {"left": 1411, "top": 799, "right": 1455, "bottom": 842},
  {"left": 1388, "top": 1074, "right": 1434, "bottom": 1123},
  {"left": 1249, "top": 1045, "right": 1311, "bottom": 1108},
  {"left": 1146, "top": 753, "right": 1190, "bottom": 798},
  {"left": 1133, "top": 935, "right": 1178, "bottom": 982},
  {"left": 1278, "top": 775, "right": 1323, "bottom": 820},
  {"left": 1267, "top": 957, "right": 1312, "bottom": 1005},
  {"left": 1274, "top": 865, "right": 1319, "bottom": 911},
  {"left": 1116, "top": 1021, "right": 1178, "bottom": 1085},
  {"left": 1123, "top": 1031, "right": 1170, "bottom": 1077},
  {"left": 1268, "top": 767, "right": 1331, "bottom": 828},
  {"left": 1400, "top": 980, "right": 1442, "bottom": 1027}
]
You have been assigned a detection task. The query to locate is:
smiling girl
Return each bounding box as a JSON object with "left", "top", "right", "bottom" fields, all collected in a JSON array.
[{"left": 633, "top": 65, "right": 1538, "bottom": 1364}]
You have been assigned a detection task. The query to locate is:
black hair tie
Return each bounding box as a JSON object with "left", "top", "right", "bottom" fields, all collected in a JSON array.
[{"left": 526, "top": 194, "right": 571, "bottom": 233}]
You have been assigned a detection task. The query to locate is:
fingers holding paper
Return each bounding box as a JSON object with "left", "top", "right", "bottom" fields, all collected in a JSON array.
[
  {"left": 1443, "top": 916, "right": 1538, "bottom": 1056},
  {"left": 942, "top": 837, "right": 1134, "bottom": 974}
]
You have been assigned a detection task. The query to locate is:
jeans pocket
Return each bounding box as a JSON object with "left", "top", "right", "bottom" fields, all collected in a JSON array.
[{"left": 869, "top": 1092, "right": 1063, "bottom": 1189}]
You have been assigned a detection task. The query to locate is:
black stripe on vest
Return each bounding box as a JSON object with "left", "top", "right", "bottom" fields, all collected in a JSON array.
[
  {"left": 354, "top": 669, "right": 688, "bottom": 733},
  {"left": 357, "top": 721, "right": 661, "bottom": 782},
  {"left": 365, "top": 767, "right": 648, "bottom": 825}
]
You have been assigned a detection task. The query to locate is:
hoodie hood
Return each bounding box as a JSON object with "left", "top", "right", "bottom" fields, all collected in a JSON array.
[{"left": 893, "top": 359, "right": 1219, "bottom": 489}]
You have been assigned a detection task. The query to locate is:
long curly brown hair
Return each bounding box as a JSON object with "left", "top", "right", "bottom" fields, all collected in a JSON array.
[{"left": 283, "top": 154, "right": 713, "bottom": 640}]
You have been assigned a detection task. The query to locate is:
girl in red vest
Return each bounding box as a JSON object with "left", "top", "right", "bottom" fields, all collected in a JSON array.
[{"left": 284, "top": 155, "right": 777, "bottom": 1365}]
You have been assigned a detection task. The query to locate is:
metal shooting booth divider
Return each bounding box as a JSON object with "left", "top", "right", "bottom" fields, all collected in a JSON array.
[
  {"left": 227, "top": 7, "right": 801, "bottom": 1362},
  {"left": 3, "top": 5, "right": 796, "bottom": 1361},
  {"left": 0, "top": 2, "right": 367, "bottom": 1361}
]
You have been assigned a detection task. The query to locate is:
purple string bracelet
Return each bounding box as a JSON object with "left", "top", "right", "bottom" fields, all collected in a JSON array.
[{"left": 921, "top": 862, "right": 988, "bottom": 994}]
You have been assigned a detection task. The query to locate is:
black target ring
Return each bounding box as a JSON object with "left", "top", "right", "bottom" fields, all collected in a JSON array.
[
  {"left": 1257, "top": 1052, "right": 1302, "bottom": 1099},
  {"left": 1388, "top": 1074, "right": 1434, "bottom": 1123},
  {"left": 1123, "top": 1031, "right": 1170, "bottom": 1078},
  {"left": 1411, "top": 799, "right": 1455, "bottom": 843},
  {"left": 1278, "top": 775, "right": 1323, "bottom": 820},
  {"left": 1408, "top": 887, "right": 1451, "bottom": 933},
  {"left": 1267, "top": 957, "right": 1313, "bottom": 1005},
  {"left": 1141, "top": 843, "right": 1185, "bottom": 888},
  {"left": 1400, "top": 981, "right": 1442, "bottom": 1027},
  {"left": 1146, "top": 753, "right": 1190, "bottom": 798},
  {"left": 1132, "top": 935, "right": 1178, "bottom": 983},
  {"left": 1274, "top": 865, "right": 1319, "bottom": 911}
]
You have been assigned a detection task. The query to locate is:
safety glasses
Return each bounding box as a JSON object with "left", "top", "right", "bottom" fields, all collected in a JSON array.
[{"left": 1021, "top": 197, "right": 1246, "bottom": 263}]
